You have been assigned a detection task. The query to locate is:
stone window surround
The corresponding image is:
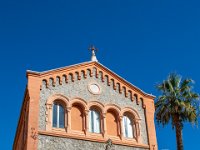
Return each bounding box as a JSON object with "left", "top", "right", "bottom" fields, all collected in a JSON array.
[
  {"left": 123, "top": 112, "right": 136, "bottom": 138},
  {"left": 45, "top": 94, "right": 142, "bottom": 146}
]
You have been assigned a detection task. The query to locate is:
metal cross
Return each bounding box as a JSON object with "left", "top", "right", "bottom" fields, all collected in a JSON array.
[
  {"left": 88, "top": 44, "right": 98, "bottom": 62},
  {"left": 88, "top": 45, "right": 98, "bottom": 52}
]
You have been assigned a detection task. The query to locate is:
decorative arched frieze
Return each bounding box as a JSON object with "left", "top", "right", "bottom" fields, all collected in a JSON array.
[
  {"left": 87, "top": 68, "right": 93, "bottom": 77},
  {"left": 68, "top": 73, "right": 74, "bottom": 82},
  {"left": 93, "top": 67, "right": 98, "bottom": 78},
  {"left": 62, "top": 74, "right": 67, "bottom": 83},
  {"left": 115, "top": 83, "right": 120, "bottom": 93},
  {"left": 56, "top": 76, "right": 61, "bottom": 85},
  {"left": 49, "top": 77, "right": 55, "bottom": 87},
  {"left": 128, "top": 90, "right": 132, "bottom": 100},
  {"left": 53, "top": 76, "right": 58, "bottom": 86},
  {"left": 118, "top": 83, "right": 122, "bottom": 94},
  {"left": 42, "top": 79, "right": 48, "bottom": 88},
  {"left": 131, "top": 94, "right": 135, "bottom": 102},
  {"left": 75, "top": 71, "right": 81, "bottom": 80},
  {"left": 105, "top": 75, "right": 110, "bottom": 86},
  {"left": 133, "top": 94, "right": 139, "bottom": 105},
  {"left": 81, "top": 70, "right": 87, "bottom": 79},
  {"left": 110, "top": 78, "right": 116, "bottom": 90},
  {"left": 99, "top": 71, "right": 104, "bottom": 82},
  {"left": 33, "top": 61, "right": 155, "bottom": 148},
  {"left": 122, "top": 86, "right": 128, "bottom": 97},
  {"left": 100, "top": 71, "right": 105, "bottom": 82},
  {"left": 125, "top": 89, "right": 128, "bottom": 98},
  {"left": 140, "top": 98, "right": 146, "bottom": 109},
  {"left": 39, "top": 64, "right": 151, "bottom": 106}
]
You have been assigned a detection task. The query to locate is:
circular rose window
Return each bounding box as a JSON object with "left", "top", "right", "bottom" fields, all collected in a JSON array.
[{"left": 88, "top": 83, "right": 101, "bottom": 94}]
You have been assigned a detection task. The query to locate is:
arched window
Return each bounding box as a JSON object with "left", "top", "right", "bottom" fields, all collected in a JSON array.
[
  {"left": 71, "top": 104, "right": 84, "bottom": 131},
  {"left": 106, "top": 110, "right": 118, "bottom": 136},
  {"left": 123, "top": 115, "right": 134, "bottom": 138},
  {"left": 89, "top": 109, "right": 100, "bottom": 133},
  {"left": 52, "top": 103, "right": 65, "bottom": 128}
]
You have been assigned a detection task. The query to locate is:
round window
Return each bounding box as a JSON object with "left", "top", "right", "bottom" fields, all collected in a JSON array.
[{"left": 88, "top": 83, "right": 101, "bottom": 94}]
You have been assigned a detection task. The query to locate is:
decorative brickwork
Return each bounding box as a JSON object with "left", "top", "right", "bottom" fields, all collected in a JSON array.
[{"left": 14, "top": 61, "right": 157, "bottom": 150}]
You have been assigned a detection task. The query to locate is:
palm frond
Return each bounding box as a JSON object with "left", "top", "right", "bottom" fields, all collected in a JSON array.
[{"left": 155, "top": 73, "right": 200, "bottom": 128}]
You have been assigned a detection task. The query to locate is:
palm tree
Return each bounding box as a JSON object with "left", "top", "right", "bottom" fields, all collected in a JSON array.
[{"left": 155, "top": 73, "right": 199, "bottom": 150}]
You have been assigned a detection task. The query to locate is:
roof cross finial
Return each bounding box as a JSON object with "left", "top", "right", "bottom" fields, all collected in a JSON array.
[{"left": 88, "top": 45, "right": 98, "bottom": 62}]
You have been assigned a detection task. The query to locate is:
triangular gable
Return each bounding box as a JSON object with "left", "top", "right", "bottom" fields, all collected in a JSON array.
[{"left": 27, "top": 61, "right": 155, "bottom": 101}]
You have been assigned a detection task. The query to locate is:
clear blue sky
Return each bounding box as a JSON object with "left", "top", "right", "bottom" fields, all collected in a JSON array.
[{"left": 0, "top": 0, "right": 200, "bottom": 149}]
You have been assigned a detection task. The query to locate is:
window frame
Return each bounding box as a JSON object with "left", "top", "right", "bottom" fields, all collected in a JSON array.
[{"left": 45, "top": 95, "right": 143, "bottom": 147}]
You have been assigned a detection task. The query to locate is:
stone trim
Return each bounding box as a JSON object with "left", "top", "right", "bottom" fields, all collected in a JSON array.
[
  {"left": 38, "top": 130, "right": 150, "bottom": 149},
  {"left": 45, "top": 95, "right": 143, "bottom": 147},
  {"left": 28, "top": 61, "right": 154, "bottom": 102},
  {"left": 45, "top": 94, "right": 69, "bottom": 131}
]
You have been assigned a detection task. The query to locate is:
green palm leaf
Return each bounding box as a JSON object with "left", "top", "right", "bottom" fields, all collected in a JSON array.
[{"left": 155, "top": 73, "right": 200, "bottom": 150}]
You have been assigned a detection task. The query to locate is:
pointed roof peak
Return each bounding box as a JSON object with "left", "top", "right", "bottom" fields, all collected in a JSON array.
[
  {"left": 88, "top": 45, "right": 98, "bottom": 62},
  {"left": 26, "top": 61, "right": 155, "bottom": 99}
]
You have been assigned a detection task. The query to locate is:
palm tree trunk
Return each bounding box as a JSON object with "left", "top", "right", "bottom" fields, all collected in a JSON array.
[{"left": 175, "top": 119, "right": 184, "bottom": 150}]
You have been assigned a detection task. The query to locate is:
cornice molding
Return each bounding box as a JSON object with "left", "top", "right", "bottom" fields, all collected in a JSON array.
[
  {"left": 38, "top": 130, "right": 150, "bottom": 149},
  {"left": 27, "top": 61, "right": 155, "bottom": 104}
]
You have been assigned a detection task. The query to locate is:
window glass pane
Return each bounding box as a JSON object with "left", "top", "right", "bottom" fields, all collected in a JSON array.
[
  {"left": 123, "top": 116, "right": 126, "bottom": 137},
  {"left": 89, "top": 109, "right": 100, "bottom": 133},
  {"left": 94, "top": 111, "right": 100, "bottom": 133},
  {"left": 53, "top": 104, "right": 57, "bottom": 127},
  {"left": 127, "top": 117, "right": 133, "bottom": 138},
  {"left": 123, "top": 116, "right": 128, "bottom": 137},
  {"left": 59, "top": 104, "right": 65, "bottom": 128},
  {"left": 123, "top": 115, "right": 133, "bottom": 138}
]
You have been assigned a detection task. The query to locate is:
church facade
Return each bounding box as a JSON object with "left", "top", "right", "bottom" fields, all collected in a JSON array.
[{"left": 13, "top": 52, "right": 157, "bottom": 150}]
